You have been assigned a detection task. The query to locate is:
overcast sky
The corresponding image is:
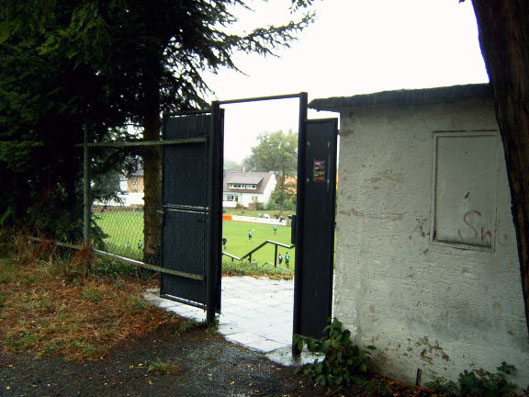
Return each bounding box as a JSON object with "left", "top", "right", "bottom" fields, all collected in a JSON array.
[{"left": 204, "top": 0, "right": 489, "bottom": 163}]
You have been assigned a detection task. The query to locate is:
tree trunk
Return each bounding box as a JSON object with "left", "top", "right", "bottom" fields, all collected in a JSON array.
[
  {"left": 471, "top": 0, "right": 529, "bottom": 334},
  {"left": 142, "top": 77, "right": 162, "bottom": 264}
]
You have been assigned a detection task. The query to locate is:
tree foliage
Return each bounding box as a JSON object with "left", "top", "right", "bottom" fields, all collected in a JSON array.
[
  {"left": 244, "top": 131, "right": 297, "bottom": 214},
  {"left": 0, "top": 1, "right": 314, "bottom": 245}
]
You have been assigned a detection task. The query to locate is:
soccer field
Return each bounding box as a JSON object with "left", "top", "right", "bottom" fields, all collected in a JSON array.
[
  {"left": 95, "top": 210, "right": 295, "bottom": 267},
  {"left": 221, "top": 221, "right": 294, "bottom": 267}
]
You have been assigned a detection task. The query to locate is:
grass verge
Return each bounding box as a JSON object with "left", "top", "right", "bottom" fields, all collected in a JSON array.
[
  {"left": 0, "top": 254, "right": 182, "bottom": 361},
  {"left": 222, "top": 260, "right": 293, "bottom": 279}
]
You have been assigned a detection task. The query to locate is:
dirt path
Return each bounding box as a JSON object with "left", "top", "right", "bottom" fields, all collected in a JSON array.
[{"left": 0, "top": 323, "right": 320, "bottom": 397}]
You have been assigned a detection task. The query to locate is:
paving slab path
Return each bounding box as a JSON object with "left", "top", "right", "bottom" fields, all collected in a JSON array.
[{"left": 143, "top": 276, "right": 309, "bottom": 365}]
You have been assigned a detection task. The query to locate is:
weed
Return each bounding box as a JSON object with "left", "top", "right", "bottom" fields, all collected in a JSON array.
[
  {"left": 113, "top": 278, "right": 126, "bottom": 291},
  {"left": 12, "top": 233, "right": 36, "bottom": 262},
  {"left": 41, "top": 343, "right": 58, "bottom": 357},
  {"left": 83, "top": 344, "right": 97, "bottom": 357},
  {"left": 147, "top": 359, "right": 183, "bottom": 375},
  {"left": 6, "top": 331, "right": 39, "bottom": 351},
  {"left": 425, "top": 361, "right": 518, "bottom": 396},
  {"left": 178, "top": 319, "right": 203, "bottom": 334},
  {"left": 81, "top": 289, "right": 102, "bottom": 303},
  {"left": 363, "top": 378, "right": 393, "bottom": 397},
  {"left": 294, "top": 318, "right": 376, "bottom": 387},
  {"left": 127, "top": 295, "right": 146, "bottom": 314},
  {"left": 207, "top": 318, "right": 219, "bottom": 333},
  {"left": 67, "top": 340, "right": 85, "bottom": 349},
  {"left": 19, "top": 275, "right": 36, "bottom": 287},
  {"left": 92, "top": 259, "right": 139, "bottom": 279},
  {"left": 37, "top": 294, "right": 54, "bottom": 311},
  {"left": 0, "top": 272, "right": 10, "bottom": 284},
  {"left": 0, "top": 292, "right": 6, "bottom": 308},
  {"left": 0, "top": 260, "right": 16, "bottom": 284}
]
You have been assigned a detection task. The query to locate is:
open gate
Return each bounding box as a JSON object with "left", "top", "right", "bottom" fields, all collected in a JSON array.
[
  {"left": 160, "top": 94, "right": 338, "bottom": 347},
  {"left": 160, "top": 110, "right": 223, "bottom": 321}
]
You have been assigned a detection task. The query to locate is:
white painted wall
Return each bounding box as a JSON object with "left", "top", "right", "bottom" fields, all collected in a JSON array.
[
  {"left": 262, "top": 173, "right": 277, "bottom": 203},
  {"left": 334, "top": 97, "right": 529, "bottom": 387},
  {"left": 93, "top": 192, "right": 144, "bottom": 207}
]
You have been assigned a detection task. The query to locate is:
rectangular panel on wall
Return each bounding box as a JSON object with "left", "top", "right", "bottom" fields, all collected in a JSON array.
[{"left": 432, "top": 132, "right": 498, "bottom": 249}]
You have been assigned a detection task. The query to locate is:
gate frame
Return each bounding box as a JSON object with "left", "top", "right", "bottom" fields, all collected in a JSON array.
[
  {"left": 160, "top": 109, "right": 224, "bottom": 323},
  {"left": 211, "top": 93, "right": 310, "bottom": 332}
]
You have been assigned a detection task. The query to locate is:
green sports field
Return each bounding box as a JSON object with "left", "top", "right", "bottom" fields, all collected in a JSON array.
[
  {"left": 94, "top": 210, "right": 295, "bottom": 269},
  {"left": 221, "top": 221, "right": 294, "bottom": 267}
]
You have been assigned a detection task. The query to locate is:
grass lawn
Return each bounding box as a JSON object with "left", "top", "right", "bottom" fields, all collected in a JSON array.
[
  {"left": 94, "top": 210, "right": 144, "bottom": 260},
  {"left": 95, "top": 210, "right": 295, "bottom": 272},
  {"left": 221, "top": 221, "right": 294, "bottom": 268}
]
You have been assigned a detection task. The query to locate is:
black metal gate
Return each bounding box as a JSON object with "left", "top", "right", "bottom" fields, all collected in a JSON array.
[
  {"left": 160, "top": 94, "right": 337, "bottom": 338},
  {"left": 160, "top": 110, "right": 223, "bottom": 321},
  {"left": 293, "top": 118, "right": 338, "bottom": 339}
]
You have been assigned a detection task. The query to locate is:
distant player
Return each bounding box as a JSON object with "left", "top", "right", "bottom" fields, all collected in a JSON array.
[
  {"left": 248, "top": 229, "right": 253, "bottom": 241},
  {"left": 285, "top": 252, "right": 290, "bottom": 266},
  {"left": 278, "top": 253, "right": 283, "bottom": 265},
  {"left": 273, "top": 225, "right": 277, "bottom": 234}
]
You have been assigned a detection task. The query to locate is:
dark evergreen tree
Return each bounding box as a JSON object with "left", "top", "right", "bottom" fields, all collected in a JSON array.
[{"left": 0, "top": 1, "right": 313, "bottom": 256}]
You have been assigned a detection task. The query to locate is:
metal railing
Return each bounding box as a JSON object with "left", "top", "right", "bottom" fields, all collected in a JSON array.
[{"left": 222, "top": 240, "right": 295, "bottom": 267}]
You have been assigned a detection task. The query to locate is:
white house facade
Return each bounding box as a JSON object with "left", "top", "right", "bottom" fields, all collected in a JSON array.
[
  {"left": 310, "top": 84, "right": 529, "bottom": 387},
  {"left": 222, "top": 171, "right": 277, "bottom": 208}
]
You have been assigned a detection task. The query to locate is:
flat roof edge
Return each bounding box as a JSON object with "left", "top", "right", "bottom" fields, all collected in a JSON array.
[{"left": 309, "top": 83, "right": 492, "bottom": 111}]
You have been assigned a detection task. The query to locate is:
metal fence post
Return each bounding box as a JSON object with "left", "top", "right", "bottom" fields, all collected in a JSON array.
[{"left": 83, "top": 126, "right": 91, "bottom": 246}]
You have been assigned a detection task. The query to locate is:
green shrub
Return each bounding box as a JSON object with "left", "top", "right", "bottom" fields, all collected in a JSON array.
[
  {"left": 294, "top": 318, "right": 376, "bottom": 387},
  {"left": 425, "top": 361, "right": 518, "bottom": 396}
]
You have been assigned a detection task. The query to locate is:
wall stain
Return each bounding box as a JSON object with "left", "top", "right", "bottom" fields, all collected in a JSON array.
[
  {"left": 415, "top": 337, "right": 450, "bottom": 363},
  {"left": 382, "top": 169, "right": 404, "bottom": 183},
  {"left": 413, "top": 217, "right": 428, "bottom": 238},
  {"left": 338, "top": 208, "right": 402, "bottom": 221}
]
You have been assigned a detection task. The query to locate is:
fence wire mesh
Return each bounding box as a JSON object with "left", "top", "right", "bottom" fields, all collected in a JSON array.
[{"left": 88, "top": 140, "right": 164, "bottom": 266}]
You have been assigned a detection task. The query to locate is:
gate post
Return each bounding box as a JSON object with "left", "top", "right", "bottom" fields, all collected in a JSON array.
[
  {"left": 206, "top": 101, "right": 223, "bottom": 324},
  {"left": 292, "top": 92, "right": 308, "bottom": 355}
]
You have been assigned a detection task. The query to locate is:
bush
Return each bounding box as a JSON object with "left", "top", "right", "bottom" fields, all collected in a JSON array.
[{"left": 294, "top": 318, "right": 376, "bottom": 387}]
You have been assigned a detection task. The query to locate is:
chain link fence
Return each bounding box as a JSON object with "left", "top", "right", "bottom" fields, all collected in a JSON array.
[{"left": 85, "top": 136, "right": 167, "bottom": 267}]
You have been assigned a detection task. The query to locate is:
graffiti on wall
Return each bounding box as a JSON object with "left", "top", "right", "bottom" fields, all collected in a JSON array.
[{"left": 457, "top": 210, "right": 493, "bottom": 243}]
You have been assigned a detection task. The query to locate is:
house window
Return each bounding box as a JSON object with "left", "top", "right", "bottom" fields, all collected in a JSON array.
[
  {"left": 251, "top": 196, "right": 259, "bottom": 202},
  {"left": 228, "top": 184, "right": 246, "bottom": 189},
  {"left": 246, "top": 184, "right": 257, "bottom": 190},
  {"left": 431, "top": 131, "right": 498, "bottom": 250}
]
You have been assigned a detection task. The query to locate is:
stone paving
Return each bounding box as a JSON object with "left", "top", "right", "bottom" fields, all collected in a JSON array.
[{"left": 143, "top": 276, "right": 305, "bottom": 364}]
